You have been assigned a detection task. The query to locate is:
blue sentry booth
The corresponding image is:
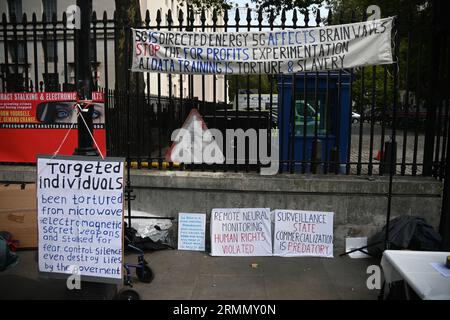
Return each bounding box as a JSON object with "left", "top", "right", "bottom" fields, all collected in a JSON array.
[{"left": 277, "top": 71, "right": 352, "bottom": 172}]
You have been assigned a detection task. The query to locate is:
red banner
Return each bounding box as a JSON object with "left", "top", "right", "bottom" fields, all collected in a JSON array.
[{"left": 0, "top": 92, "right": 106, "bottom": 163}]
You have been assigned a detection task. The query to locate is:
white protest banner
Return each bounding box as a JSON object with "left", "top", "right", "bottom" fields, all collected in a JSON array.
[
  {"left": 273, "top": 210, "right": 334, "bottom": 258},
  {"left": 210, "top": 208, "right": 272, "bottom": 256},
  {"left": 178, "top": 213, "right": 206, "bottom": 251},
  {"left": 131, "top": 17, "right": 394, "bottom": 75},
  {"left": 37, "top": 155, "right": 124, "bottom": 282}
]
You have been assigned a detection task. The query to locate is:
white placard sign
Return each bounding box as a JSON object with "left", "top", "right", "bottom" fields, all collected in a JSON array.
[
  {"left": 37, "top": 156, "right": 124, "bottom": 282},
  {"left": 178, "top": 213, "right": 206, "bottom": 251},
  {"left": 274, "top": 210, "right": 334, "bottom": 257},
  {"left": 210, "top": 208, "right": 272, "bottom": 256},
  {"left": 131, "top": 17, "right": 394, "bottom": 75}
]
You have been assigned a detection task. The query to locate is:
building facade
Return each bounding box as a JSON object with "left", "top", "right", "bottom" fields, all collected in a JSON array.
[
  {"left": 0, "top": 0, "right": 227, "bottom": 102},
  {"left": 140, "top": 0, "right": 227, "bottom": 102}
]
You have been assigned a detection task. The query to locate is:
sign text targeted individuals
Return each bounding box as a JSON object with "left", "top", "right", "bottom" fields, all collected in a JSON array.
[{"left": 37, "top": 157, "right": 124, "bottom": 281}]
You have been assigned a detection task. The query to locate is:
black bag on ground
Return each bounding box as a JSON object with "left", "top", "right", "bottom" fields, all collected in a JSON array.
[
  {"left": 124, "top": 225, "right": 170, "bottom": 252},
  {"left": 367, "top": 216, "right": 442, "bottom": 258}
]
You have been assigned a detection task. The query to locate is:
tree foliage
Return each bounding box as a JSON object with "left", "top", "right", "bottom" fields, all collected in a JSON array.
[
  {"left": 246, "top": 0, "right": 434, "bottom": 111},
  {"left": 352, "top": 65, "right": 395, "bottom": 112},
  {"left": 329, "top": 0, "right": 434, "bottom": 110},
  {"left": 177, "top": 0, "right": 232, "bottom": 13},
  {"left": 251, "top": 0, "right": 326, "bottom": 14}
]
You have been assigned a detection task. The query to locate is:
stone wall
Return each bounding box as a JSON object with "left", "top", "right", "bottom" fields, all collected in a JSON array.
[{"left": 0, "top": 166, "right": 443, "bottom": 250}]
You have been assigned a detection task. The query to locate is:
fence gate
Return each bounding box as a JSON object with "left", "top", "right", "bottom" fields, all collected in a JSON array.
[{"left": 0, "top": 5, "right": 447, "bottom": 173}]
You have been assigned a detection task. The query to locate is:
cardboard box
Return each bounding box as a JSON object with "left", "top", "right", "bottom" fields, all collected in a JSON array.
[{"left": 0, "top": 184, "right": 37, "bottom": 248}]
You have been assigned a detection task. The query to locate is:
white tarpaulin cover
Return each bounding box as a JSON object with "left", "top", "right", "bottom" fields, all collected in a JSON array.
[
  {"left": 131, "top": 17, "right": 394, "bottom": 75},
  {"left": 130, "top": 210, "right": 173, "bottom": 243}
]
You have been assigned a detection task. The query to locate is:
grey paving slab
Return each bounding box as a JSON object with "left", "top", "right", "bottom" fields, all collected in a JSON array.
[
  {"left": 128, "top": 251, "right": 380, "bottom": 300},
  {"left": 1, "top": 249, "right": 380, "bottom": 300},
  {"left": 192, "top": 274, "right": 268, "bottom": 300}
]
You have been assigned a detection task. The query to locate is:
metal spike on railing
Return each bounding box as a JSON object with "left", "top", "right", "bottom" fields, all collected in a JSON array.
[
  {"left": 212, "top": 9, "right": 218, "bottom": 25},
  {"left": 315, "top": 8, "right": 321, "bottom": 26},
  {"left": 246, "top": 7, "right": 252, "bottom": 24},
  {"left": 22, "top": 13, "right": 27, "bottom": 24},
  {"left": 156, "top": 9, "right": 162, "bottom": 27},
  {"left": 269, "top": 9, "right": 274, "bottom": 27},
  {"left": 235, "top": 7, "right": 240, "bottom": 24},
  {"left": 200, "top": 8, "right": 206, "bottom": 25},
  {"left": 11, "top": 12, "right": 16, "bottom": 24},
  {"left": 52, "top": 12, "right": 57, "bottom": 27},
  {"left": 292, "top": 9, "right": 298, "bottom": 27},
  {"left": 145, "top": 9, "right": 150, "bottom": 26},
  {"left": 156, "top": 9, "right": 161, "bottom": 24},
  {"left": 327, "top": 8, "right": 333, "bottom": 25},
  {"left": 304, "top": 9, "right": 310, "bottom": 27},
  {"left": 178, "top": 9, "right": 184, "bottom": 25},
  {"left": 167, "top": 9, "right": 173, "bottom": 26},
  {"left": 2, "top": 13, "right": 7, "bottom": 25},
  {"left": 188, "top": 7, "right": 195, "bottom": 25},
  {"left": 223, "top": 9, "right": 228, "bottom": 24},
  {"left": 62, "top": 11, "right": 67, "bottom": 24},
  {"left": 42, "top": 12, "right": 46, "bottom": 23},
  {"left": 32, "top": 12, "right": 36, "bottom": 24},
  {"left": 258, "top": 8, "right": 263, "bottom": 24},
  {"left": 92, "top": 11, "right": 97, "bottom": 24},
  {"left": 281, "top": 8, "right": 286, "bottom": 27}
]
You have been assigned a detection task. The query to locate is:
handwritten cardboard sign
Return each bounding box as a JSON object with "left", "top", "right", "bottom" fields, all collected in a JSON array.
[
  {"left": 210, "top": 208, "right": 272, "bottom": 256},
  {"left": 37, "top": 155, "right": 124, "bottom": 282},
  {"left": 178, "top": 213, "right": 206, "bottom": 251},
  {"left": 273, "top": 210, "right": 334, "bottom": 258}
]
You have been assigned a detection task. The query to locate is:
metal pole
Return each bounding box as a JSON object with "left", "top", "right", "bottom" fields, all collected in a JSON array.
[
  {"left": 74, "top": 0, "right": 98, "bottom": 156},
  {"left": 440, "top": 114, "right": 450, "bottom": 250},
  {"left": 384, "top": 17, "right": 399, "bottom": 250},
  {"left": 69, "top": 1, "right": 117, "bottom": 298},
  {"left": 422, "top": 0, "right": 440, "bottom": 176},
  {"left": 439, "top": 0, "right": 450, "bottom": 250}
]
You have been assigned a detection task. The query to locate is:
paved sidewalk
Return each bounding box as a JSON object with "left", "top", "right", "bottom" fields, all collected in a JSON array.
[{"left": 0, "top": 249, "right": 380, "bottom": 300}]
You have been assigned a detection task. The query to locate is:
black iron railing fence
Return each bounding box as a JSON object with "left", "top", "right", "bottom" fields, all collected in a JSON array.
[{"left": 0, "top": 5, "right": 449, "bottom": 179}]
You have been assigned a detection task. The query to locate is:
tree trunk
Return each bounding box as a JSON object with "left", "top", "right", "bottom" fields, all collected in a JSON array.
[{"left": 114, "top": 0, "right": 144, "bottom": 94}]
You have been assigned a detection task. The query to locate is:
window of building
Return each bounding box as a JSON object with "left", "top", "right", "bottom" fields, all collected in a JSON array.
[
  {"left": 293, "top": 92, "right": 330, "bottom": 136},
  {"left": 42, "top": 0, "right": 56, "bottom": 20},
  {"left": 7, "top": 0, "right": 22, "bottom": 21},
  {"left": 42, "top": 0, "right": 57, "bottom": 62}
]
